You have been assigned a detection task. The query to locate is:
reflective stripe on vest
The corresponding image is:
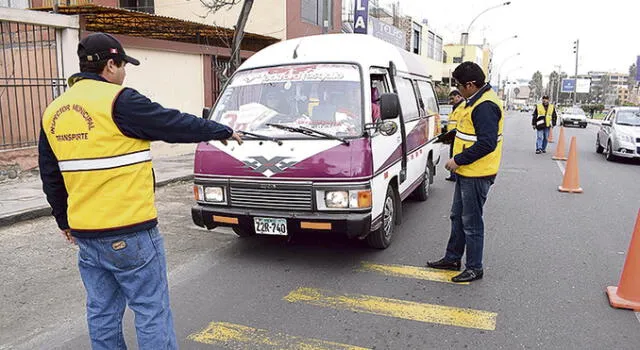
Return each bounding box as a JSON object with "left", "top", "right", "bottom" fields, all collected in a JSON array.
[
  {"left": 58, "top": 150, "right": 152, "bottom": 172},
  {"left": 455, "top": 131, "right": 503, "bottom": 143}
]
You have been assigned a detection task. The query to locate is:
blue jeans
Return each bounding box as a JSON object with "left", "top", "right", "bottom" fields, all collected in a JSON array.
[
  {"left": 76, "top": 227, "right": 177, "bottom": 350},
  {"left": 536, "top": 127, "right": 550, "bottom": 151},
  {"left": 444, "top": 175, "right": 494, "bottom": 270}
]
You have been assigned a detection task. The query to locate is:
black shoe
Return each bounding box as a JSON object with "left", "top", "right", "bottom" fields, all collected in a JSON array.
[
  {"left": 451, "top": 269, "right": 484, "bottom": 283},
  {"left": 445, "top": 176, "right": 456, "bottom": 182},
  {"left": 535, "top": 149, "right": 541, "bottom": 154},
  {"left": 542, "top": 149, "right": 547, "bottom": 153},
  {"left": 426, "top": 258, "right": 461, "bottom": 271}
]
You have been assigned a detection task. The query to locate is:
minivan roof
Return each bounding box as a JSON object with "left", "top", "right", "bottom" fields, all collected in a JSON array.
[{"left": 238, "top": 33, "right": 432, "bottom": 80}]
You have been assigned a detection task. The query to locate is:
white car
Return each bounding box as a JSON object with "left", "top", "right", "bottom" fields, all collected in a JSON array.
[
  {"left": 596, "top": 107, "right": 640, "bottom": 161},
  {"left": 560, "top": 107, "right": 588, "bottom": 128}
]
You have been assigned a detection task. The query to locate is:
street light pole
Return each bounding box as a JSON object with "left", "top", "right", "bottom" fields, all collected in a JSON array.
[
  {"left": 554, "top": 64, "right": 562, "bottom": 104},
  {"left": 488, "top": 34, "right": 518, "bottom": 81},
  {"left": 573, "top": 39, "right": 579, "bottom": 105},
  {"left": 496, "top": 52, "right": 520, "bottom": 94},
  {"left": 461, "top": 2, "right": 511, "bottom": 61}
]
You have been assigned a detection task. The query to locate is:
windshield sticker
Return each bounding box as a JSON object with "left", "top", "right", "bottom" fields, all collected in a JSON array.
[{"left": 231, "top": 64, "right": 360, "bottom": 87}]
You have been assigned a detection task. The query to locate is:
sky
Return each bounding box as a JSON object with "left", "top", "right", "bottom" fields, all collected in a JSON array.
[{"left": 379, "top": 0, "right": 639, "bottom": 83}]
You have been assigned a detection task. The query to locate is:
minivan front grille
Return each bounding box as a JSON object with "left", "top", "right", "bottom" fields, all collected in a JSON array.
[{"left": 229, "top": 182, "right": 313, "bottom": 211}]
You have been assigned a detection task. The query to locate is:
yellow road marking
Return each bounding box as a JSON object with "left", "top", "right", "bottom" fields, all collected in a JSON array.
[
  {"left": 188, "top": 321, "right": 370, "bottom": 350},
  {"left": 284, "top": 288, "right": 497, "bottom": 331},
  {"left": 359, "top": 262, "right": 469, "bottom": 285}
]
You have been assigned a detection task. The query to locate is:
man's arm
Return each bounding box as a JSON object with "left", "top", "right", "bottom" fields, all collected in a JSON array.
[
  {"left": 552, "top": 108, "right": 558, "bottom": 126},
  {"left": 453, "top": 101, "right": 500, "bottom": 166},
  {"left": 532, "top": 107, "right": 538, "bottom": 126},
  {"left": 113, "top": 88, "right": 234, "bottom": 143},
  {"left": 38, "top": 128, "right": 69, "bottom": 231}
]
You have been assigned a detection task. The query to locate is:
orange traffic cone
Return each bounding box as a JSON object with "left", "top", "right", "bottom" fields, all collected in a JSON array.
[
  {"left": 558, "top": 136, "right": 583, "bottom": 193},
  {"left": 548, "top": 127, "right": 555, "bottom": 143},
  {"left": 552, "top": 127, "right": 567, "bottom": 161},
  {"left": 606, "top": 210, "right": 640, "bottom": 311}
]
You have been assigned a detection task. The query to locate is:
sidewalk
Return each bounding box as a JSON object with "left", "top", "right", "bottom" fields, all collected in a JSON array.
[
  {"left": 587, "top": 118, "right": 603, "bottom": 126},
  {"left": 0, "top": 143, "right": 196, "bottom": 227}
]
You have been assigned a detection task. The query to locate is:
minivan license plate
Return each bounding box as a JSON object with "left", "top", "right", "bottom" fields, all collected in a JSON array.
[{"left": 254, "top": 217, "right": 287, "bottom": 236}]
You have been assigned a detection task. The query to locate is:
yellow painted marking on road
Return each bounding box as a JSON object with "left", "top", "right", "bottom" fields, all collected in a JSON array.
[
  {"left": 188, "top": 321, "right": 370, "bottom": 350},
  {"left": 359, "top": 262, "right": 469, "bottom": 285},
  {"left": 284, "top": 288, "right": 497, "bottom": 331}
]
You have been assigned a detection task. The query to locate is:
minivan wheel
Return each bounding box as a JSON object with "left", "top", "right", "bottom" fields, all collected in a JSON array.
[
  {"left": 413, "top": 159, "right": 432, "bottom": 202},
  {"left": 366, "top": 186, "right": 397, "bottom": 249}
]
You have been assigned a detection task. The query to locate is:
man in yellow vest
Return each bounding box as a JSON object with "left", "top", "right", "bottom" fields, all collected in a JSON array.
[
  {"left": 427, "top": 62, "right": 503, "bottom": 283},
  {"left": 38, "top": 33, "right": 242, "bottom": 349},
  {"left": 445, "top": 89, "right": 465, "bottom": 182},
  {"left": 531, "top": 95, "right": 557, "bottom": 154}
]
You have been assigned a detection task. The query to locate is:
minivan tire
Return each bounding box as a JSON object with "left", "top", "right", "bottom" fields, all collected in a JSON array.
[
  {"left": 413, "top": 159, "right": 432, "bottom": 202},
  {"left": 366, "top": 186, "right": 397, "bottom": 249}
]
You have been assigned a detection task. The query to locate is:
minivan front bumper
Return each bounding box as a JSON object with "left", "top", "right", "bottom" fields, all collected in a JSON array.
[{"left": 192, "top": 205, "right": 372, "bottom": 239}]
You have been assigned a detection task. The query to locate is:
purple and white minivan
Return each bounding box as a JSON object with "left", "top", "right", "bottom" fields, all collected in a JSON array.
[{"left": 192, "top": 34, "right": 442, "bottom": 248}]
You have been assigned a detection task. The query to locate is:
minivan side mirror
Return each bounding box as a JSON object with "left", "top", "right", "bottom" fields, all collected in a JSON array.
[
  {"left": 202, "top": 107, "right": 212, "bottom": 120},
  {"left": 379, "top": 93, "right": 400, "bottom": 120}
]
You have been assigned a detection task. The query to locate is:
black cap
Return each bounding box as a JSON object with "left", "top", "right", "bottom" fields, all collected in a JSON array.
[{"left": 78, "top": 33, "right": 140, "bottom": 66}]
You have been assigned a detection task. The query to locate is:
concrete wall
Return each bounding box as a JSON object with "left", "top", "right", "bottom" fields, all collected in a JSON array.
[
  {"left": 123, "top": 48, "right": 205, "bottom": 117},
  {"left": 155, "top": 0, "right": 287, "bottom": 40}
]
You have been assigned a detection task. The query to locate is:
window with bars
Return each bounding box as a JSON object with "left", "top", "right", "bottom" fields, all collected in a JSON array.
[{"left": 120, "top": 0, "right": 155, "bottom": 14}]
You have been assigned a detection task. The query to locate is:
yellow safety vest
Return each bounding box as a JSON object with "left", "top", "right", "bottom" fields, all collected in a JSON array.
[
  {"left": 447, "top": 101, "right": 465, "bottom": 130},
  {"left": 536, "top": 104, "right": 554, "bottom": 127},
  {"left": 453, "top": 88, "right": 504, "bottom": 177},
  {"left": 41, "top": 79, "right": 157, "bottom": 232}
]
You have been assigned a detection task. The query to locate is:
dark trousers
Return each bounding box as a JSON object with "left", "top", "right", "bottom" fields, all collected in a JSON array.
[{"left": 444, "top": 175, "right": 494, "bottom": 270}]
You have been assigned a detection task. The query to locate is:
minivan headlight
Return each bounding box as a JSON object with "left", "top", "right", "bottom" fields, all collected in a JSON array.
[
  {"left": 319, "top": 189, "right": 372, "bottom": 210},
  {"left": 204, "top": 186, "right": 225, "bottom": 202}
]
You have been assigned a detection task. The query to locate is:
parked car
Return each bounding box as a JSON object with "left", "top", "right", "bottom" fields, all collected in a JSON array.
[
  {"left": 595, "top": 107, "right": 640, "bottom": 161},
  {"left": 560, "top": 107, "right": 588, "bottom": 128},
  {"left": 439, "top": 104, "right": 453, "bottom": 132}
]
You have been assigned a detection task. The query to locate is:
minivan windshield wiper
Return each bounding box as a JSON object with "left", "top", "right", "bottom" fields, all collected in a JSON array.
[
  {"left": 237, "top": 130, "right": 283, "bottom": 145},
  {"left": 266, "top": 123, "right": 350, "bottom": 145}
]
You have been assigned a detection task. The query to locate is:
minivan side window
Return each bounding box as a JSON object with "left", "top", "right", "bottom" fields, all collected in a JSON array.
[
  {"left": 416, "top": 80, "right": 439, "bottom": 116},
  {"left": 395, "top": 78, "right": 420, "bottom": 121}
]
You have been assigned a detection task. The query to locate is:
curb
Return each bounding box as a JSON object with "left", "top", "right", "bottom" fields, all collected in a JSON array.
[{"left": 0, "top": 174, "right": 194, "bottom": 228}]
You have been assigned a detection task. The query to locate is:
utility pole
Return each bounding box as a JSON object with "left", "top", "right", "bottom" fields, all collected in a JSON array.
[
  {"left": 229, "top": 0, "right": 254, "bottom": 76},
  {"left": 572, "top": 39, "right": 579, "bottom": 105},
  {"left": 555, "top": 65, "right": 562, "bottom": 104}
]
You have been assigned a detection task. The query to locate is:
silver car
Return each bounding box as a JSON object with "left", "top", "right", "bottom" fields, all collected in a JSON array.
[{"left": 596, "top": 107, "right": 640, "bottom": 161}]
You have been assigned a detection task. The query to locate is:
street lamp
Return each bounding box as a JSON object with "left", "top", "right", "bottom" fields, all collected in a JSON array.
[
  {"left": 488, "top": 34, "right": 518, "bottom": 81},
  {"left": 461, "top": 2, "right": 512, "bottom": 59},
  {"left": 495, "top": 52, "right": 520, "bottom": 91}
]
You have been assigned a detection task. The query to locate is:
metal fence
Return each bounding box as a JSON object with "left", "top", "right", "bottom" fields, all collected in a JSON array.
[{"left": 0, "top": 20, "right": 66, "bottom": 150}]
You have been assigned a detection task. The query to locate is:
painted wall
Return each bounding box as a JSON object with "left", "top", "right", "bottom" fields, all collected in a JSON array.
[
  {"left": 123, "top": 48, "right": 205, "bottom": 116},
  {"left": 155, "top": 0, "right": 287, "bottom": 40}
]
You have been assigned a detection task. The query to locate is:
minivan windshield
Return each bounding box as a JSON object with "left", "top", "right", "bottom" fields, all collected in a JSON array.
[{"left": 212, "top": 64, "right": 363, "bottom": 138}]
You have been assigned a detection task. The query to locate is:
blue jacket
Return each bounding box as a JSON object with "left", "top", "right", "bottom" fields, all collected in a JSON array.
[{"left": 39, "top": 73, "right": 233, "bottom": 232}]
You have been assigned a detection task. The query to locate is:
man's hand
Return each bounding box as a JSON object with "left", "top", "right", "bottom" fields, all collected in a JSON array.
[
  {"left": 61, "top": 229, "right": 76, "bottom": 245},
  {"left": 220, "top": 132, "right": 243, "bottom": 146},
  {"left": 445, "top": 158, "right": 459, "bottom": 172}
]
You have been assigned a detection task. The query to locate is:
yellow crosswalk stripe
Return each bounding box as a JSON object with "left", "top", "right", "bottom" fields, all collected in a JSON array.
[
  {"left": 284, "top": 288, "right": 497, "bottom": 331},
  {"left": 359, "top": 262, "right": 469, "bottom": 285},
  {"left": 188, "top": 321, "right": 370, "bottom": 350}
]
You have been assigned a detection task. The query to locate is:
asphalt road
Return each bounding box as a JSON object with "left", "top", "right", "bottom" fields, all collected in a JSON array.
[{"left": 1, "top": 111, "right": 639, "bottom": 349}]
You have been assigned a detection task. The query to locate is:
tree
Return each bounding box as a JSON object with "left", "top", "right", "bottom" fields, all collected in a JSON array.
[
  {"left": 628, "top": 63, "right": 637, "bottom": 89},
  {"left": 200, "top": 0, "right": 254, "bottom": 76},
  {"left": 528, "top": 71, "right": 543, "bottom": 101},
  {"left": 549, "top": 71, "right": 559, "bottom": 101}
]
